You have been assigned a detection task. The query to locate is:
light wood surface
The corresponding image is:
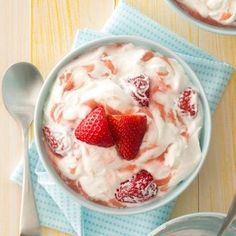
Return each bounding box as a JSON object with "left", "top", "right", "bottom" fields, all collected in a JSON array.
[{"left": 0, "top": 0, "right": 235, "bottom": 235}]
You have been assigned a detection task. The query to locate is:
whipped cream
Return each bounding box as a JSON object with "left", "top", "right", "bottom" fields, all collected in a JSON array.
[
  {"left": 43, "top": 43, "right": 203, "bottom": 207},
  {"left": 176, "top": 0, "right": 236, "bottom": 26}
]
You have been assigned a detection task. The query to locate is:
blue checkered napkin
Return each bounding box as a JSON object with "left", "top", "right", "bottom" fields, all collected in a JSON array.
[{"left": 11, "top": 1, "right": 234, "bottom": 236}]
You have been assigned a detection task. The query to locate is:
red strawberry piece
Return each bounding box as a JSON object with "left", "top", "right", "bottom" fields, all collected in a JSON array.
[
  {"left": 43, "top": 126, "right": 59, "bottom": 152},
  {"left": 74, "top": 106, "right": 114, "bottom": 147},
  {"left": 59, "top": 71, "right": 74, "bottom": 91},
  {"left": 108, "top": 114, "right": 147, "bottom": 160},
  {"left": 42, "top": 126, "right": 71, "bottom": 156},
  {"left": 115, "top": 169, "right": 158, "bottom": 203},
  {"left": 178, "top": 87, "right": 198, "bottom": 118},
  {"left": 127, "top": 74, "right": 150, "bottom": 107}
]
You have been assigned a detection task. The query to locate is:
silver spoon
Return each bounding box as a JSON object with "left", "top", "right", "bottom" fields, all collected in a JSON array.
[
  {"left": 2, "top": 62, "right": 43, "bottom": 236},
  {"left": 217, "top": 193, "right": 236, "bottom": 236}
]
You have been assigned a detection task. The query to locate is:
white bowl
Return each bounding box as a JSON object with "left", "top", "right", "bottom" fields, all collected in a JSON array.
[
  {"left": 34, "top": 36, "right": 211, "bottom": 215},
  {"left": 165, "top": 0, "right": 236, "bottom": 35},
  {"left": 149, "top": 212, "right": 236, "bottom": 235}
]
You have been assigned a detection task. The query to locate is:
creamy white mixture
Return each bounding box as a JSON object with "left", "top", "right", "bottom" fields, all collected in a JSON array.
[
  {"left": 176, "top": 0, "right": 236, "bottom": 26},
  {"left": 43, "top": 43, "right": 203, "bottom": 207}
]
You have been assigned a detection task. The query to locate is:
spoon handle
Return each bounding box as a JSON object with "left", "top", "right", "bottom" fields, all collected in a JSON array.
[
  {"left": 217, "top": 193, "right": 236, "bottom": 236},
  {"left": 19, "top": 128, "right": 41, "bottom": 236}
]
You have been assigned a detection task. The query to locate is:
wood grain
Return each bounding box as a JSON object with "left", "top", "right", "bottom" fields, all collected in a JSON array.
[
  {"left": 1, "top": 0, "right": 236, "bottom": 235},
  {"left": 0, "top": 1, "right": 30, "bottom": 236}
]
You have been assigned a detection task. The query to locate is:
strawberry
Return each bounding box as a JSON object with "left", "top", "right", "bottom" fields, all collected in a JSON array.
[
  {"left": 43, "top": 126, "right": 59, "bottom": 152},
  {"left": 74, "top": 106, "right": 114, "bottom": 147},
  {"left": 108, "top": 114, "right": 147, "bottom": 160},
  {"left": 42, "top": 126, "right": 71, "bottom": 156},
  {"left": 178, "top": 87, "right": 198, "bottom": 118},
  {"left": 59, "top": 71, "right": 74, "bottom": 91},
  {"left": 115, "top": 169, "right": 158, "bottom": 203},
  {"left": 127, "top": 74, "right": 150, "bottom": 107}
]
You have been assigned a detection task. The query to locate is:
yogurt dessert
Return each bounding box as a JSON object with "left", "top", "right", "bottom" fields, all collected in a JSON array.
[
  {"left": 175, "top": 0, "right": 236, "bottom": 27},
  {"left": 42, "top": 43, "right": 203, "bottom": 208}
]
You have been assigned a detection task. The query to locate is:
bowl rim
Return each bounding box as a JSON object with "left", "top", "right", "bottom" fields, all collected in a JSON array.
[
  {"left": 165, "top": 0, "right": 236, "bottom": 35},
  {"left": 148, "top": 212, "right": 226, "bottom": 235},
  {"left": 34, "top": 35, "right": 212, "bottom": 215}
]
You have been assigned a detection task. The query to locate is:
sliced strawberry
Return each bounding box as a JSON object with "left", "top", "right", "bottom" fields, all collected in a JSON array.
[
  {"left": 59, "top": 71, "right": 74, "bottom": 91},
  {"left": 220, "top": 12, "right": 232, "bottom": 21},
  {"left": 102, "top": 59, "right": 117, "bottom": 74},
  {"left": 127, "top": 74, "right": 150, "bottom": 107},
  {"left": 108, "top": 114, "right": 147, "bottom": 160},
  {"left": 42, "top": 126, "right": 71, "bottom": 156},
  {"left": 82, "top": 64, "right": 95, "bottom": 72},
  {"left": 115, "top": 169, "right": 158, "bottom": 203},
  {"left": 178, "top": 87, "right": 198, "bottom": 118},
  {"left": 43, "top": 126, "right": 59, "bottom": 152},
  {"left": 74, "top": 106, "right": 114, "bottom": 147},
  {"left": 141, "top": 51, "right": 154, "bottom": 62}
]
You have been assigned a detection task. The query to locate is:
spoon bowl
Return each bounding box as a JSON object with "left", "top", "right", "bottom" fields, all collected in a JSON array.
[{"left": 2, "top": 62, "right": 43, "bottom": 127}]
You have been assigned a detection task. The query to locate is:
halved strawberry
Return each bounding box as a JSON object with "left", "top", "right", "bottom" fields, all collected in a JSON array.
[
  {"left": 74, "top": 106, "right": 114, "bottom": 147},
  {"left": 127, "top": 74, "right": 150, "bottom": 107},
  {"left": 43, "top": 126, "right": 59, "bottom": 152},
  {"left": 178, "top": 87, "right": 198, "bottom": 118},
  {"left": 108, "top": 114, "right": 147, "bottom": 160},
  {"left": 42, "top": 126, "right": 71, "bottom": 156},
  {"left": 115, "top": 169, "right": 158, "bottom": 203},
  {"left": 59, "top": 71, "right": 74, "bottom": 91}
]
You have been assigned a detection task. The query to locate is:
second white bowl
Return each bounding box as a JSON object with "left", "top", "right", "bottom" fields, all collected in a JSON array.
[{"left": 165, "top": 0, "right": 236, "bottom": 35}]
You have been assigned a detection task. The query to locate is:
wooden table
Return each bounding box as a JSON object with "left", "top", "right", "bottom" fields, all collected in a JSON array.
[{"left": 1, "top": 1, "right": 236, "bottom": 235}]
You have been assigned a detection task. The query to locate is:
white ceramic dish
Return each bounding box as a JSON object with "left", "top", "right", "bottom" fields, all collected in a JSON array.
[
  {"left": 165, "top": 0, "right": 236, "bottom": 35},
  {"left": 34, "top": 36, "right": 211, "bottom": 215},
  {"left": 149, "top": 212, "right": 236, "bottom": 236}
]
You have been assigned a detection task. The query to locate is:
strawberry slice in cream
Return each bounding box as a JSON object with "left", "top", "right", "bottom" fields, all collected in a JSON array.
[{"left": 42, "top": 43, "right": 203, "bottom": 208}]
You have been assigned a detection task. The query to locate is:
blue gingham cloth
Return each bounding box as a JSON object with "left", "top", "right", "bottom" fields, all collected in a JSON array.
[{"left": 11, "top": 1, "right": 234, "bottom": 235}]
